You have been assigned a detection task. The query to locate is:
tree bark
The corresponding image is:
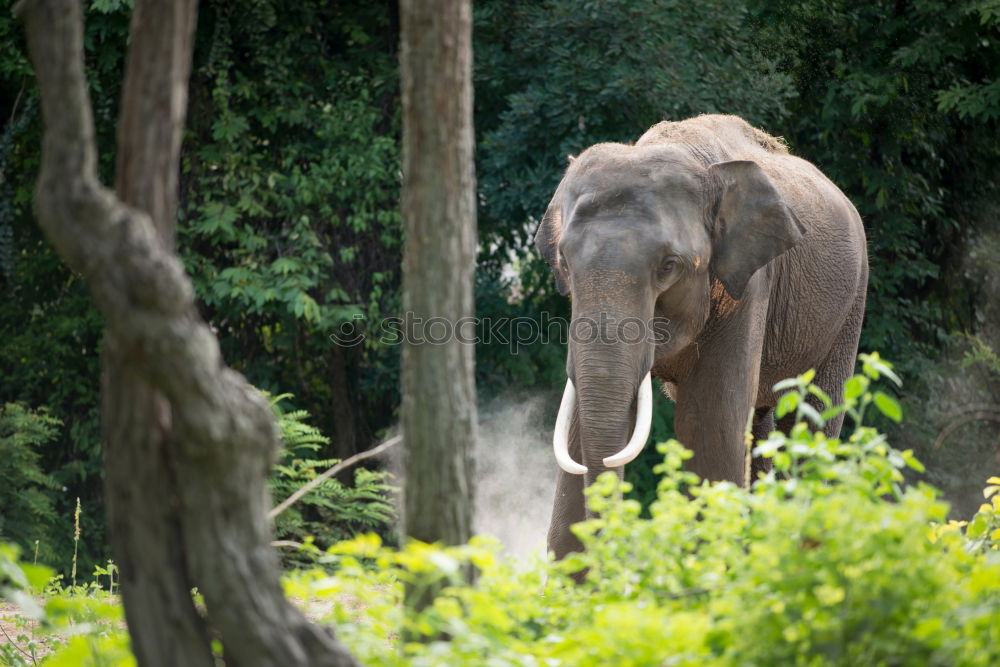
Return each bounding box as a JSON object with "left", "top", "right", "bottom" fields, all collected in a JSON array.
[
  {"left": 399, "top": 0, "right": 478, "bottom": 556},
  {"left": 16, "top": 1, "right": 358, "bottom": 665},
  {"left": 328, "top": 344, "right": 358, "bottom": 462},
  {"left": 105, "top": 2, "right": 212, "bottom": 664}
]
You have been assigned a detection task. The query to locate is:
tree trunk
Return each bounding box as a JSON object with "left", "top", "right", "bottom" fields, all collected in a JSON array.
[
  {"left": 16, "top": 1, "right": 358, "bottom": 664},
  {"left": 328, "top": 344, "right": 358, "bottom": 462},
  {"left": 105, "top": 2, "right": 213, "bottom": 664},
  {"left": 399, "top": 0, "right": 477, "bottom": 561}
]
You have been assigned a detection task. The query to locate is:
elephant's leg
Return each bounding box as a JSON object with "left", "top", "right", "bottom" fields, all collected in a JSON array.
[
  {"left": 547, "top": 409, "right": 586, "bottom": 560},
  {"left": 750, "top": 407, "right": 774, "bottom": 480},
  {"left": 674, "top": 358, "right": 763, "bottom": 485},
  {"left": 778, "top": 288, "right": 867, "bottom": 439},
  {"left": 815, "top": 288, "right": 867, "bottom": 438},
  {"left": 676, "top": 378, "right": 757, "bottom": 485},
  {"left": 674, "top": 300, "right": 767, "bottom": 486}
]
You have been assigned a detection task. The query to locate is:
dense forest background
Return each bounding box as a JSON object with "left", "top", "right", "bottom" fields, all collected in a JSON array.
[{"left": 1, "top": 0, "right": 998, "bottom": 574}]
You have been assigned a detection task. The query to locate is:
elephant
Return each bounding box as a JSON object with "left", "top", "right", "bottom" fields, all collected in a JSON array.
[{"left": 535, "top": 114, "right": 868, "bottom": 559}]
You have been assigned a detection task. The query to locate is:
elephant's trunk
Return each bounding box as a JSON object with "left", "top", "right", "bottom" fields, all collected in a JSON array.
[
  {"left": 552, "top": 373, "right": 652, "bottom": 475},
  {"left": 553, "top": 313, "right": 654, "bottom": 485}
]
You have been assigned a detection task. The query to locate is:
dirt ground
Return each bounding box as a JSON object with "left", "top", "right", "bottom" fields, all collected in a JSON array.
[
  {"left": 0, "top": 601, "right": 56, "bottom": 662},
  {"left": 0, "top": 593, "right": 376, "bottom": 661}
]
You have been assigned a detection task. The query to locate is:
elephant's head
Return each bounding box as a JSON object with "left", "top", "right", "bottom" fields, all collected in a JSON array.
[{"left": 535, "top": 143, "right": 804, "bottom": 481}]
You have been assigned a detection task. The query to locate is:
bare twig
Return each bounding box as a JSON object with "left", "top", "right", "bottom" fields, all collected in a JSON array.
[
  {"left": 934, "top": 405, "right": 1000, "bottom": 450},
  {"left": 271, "top": 540, "right": 305, "bottom": 549},
  {"left": 664, "top": 586, "right": 713, "bottom": 600},
  {"left": 0, "top": 620, "right": 37, "bottom": 665},
  {"left": 7, "top": 83, "right": 25, "bottom": 127},
  {"left": 268, "top": 435, "right": 401, "bottom": 520},
  {"left": 938, "top": 403, "right": 1000, "bottom": 423}
]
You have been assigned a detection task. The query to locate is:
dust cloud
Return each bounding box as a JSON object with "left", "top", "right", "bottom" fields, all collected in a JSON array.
[{"left": 473, "top": 391, "right": 559, "bottom": 559}]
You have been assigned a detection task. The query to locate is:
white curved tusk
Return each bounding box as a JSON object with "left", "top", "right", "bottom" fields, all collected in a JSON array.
[
  {"left": 603, "top": 372, "right": 653, "bottom": 468},
  {"left": 553, "top": 379, "right": 587, "bottom": 475}
]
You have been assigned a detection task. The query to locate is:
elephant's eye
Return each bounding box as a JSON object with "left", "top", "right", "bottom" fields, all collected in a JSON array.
[{"left": 658, "top": 256, "right": 679, "bottom": 277}]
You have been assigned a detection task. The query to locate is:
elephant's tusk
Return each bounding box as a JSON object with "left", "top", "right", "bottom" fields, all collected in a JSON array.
[
  {"left": 603, "top": 372, "right": 653, "bottom": 468},
  {"left": 553, "top": 379, "right": 587, "bottom": 475}
]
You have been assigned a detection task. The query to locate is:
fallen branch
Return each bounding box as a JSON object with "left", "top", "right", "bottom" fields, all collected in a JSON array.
[
  {"left": 934, "top": 405, "right": 1000, "bottom": 450},
  {"left": 271, "top": 540, "right": 305, "bottom": 549},
  {"left": 269, "top": 435, "right": 401, "bottom": 520},
  {"left": 0, "top": 621, "right": 37, "bottom": 666}
]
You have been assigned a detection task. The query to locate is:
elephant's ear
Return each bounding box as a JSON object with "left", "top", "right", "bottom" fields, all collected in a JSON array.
[
  {"left": 533, "top": 189, "right": 570, "bottom": 296},
  {"left": 708, "top": 160, "right": 806, "bottom": 300}
]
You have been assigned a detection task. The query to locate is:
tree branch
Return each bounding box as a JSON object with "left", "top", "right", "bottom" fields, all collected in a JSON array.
[{"left": 269, "top": 435, "right": 401, "bottom": 520}]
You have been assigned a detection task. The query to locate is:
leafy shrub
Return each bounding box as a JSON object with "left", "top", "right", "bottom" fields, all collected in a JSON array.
[
  {"left": 5, "top": 361, "right": 1000, "bottom": 665},
  {"left": 179, "top": 0, "right": 404, "bottom": 462},
  {"left": 1, "top": 543, "right": 130, "bottom": 667},
  {"left": 268, "top": 394, "right": 396, "bottom": 565},
  {"left": 1, "top": 3, "right": 125, "bottom": 581},
  {"left": 294, "top": 357, "right": 1000, "bottom": 665},
  {"left": 960, "top": 476, "right": 1000, "bottom": 554},
  {"left": 0, "top": 404, "right": 61, "bottom": 564}
]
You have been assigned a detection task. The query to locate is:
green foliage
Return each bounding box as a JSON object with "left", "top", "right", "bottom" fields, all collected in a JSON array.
[
  {"left": 1, "top": 543, "right": 131, "bottom": 667},
  {"left": 960, "top": 333, "right": 1000, "bottom": 376},
  {"left": 0, "top": 2, "right": 130, "bottom": 578},
  {"left": 0, "top": 405, "right": 62, "bottom": 565},
  {"left": 181, "top": 0, "right": 403, "bottom": 439},
  {"left": 923, "top": 1, "right": 1000, "bottom": 122},
  {"left": 1, "top": 0, "right": 403, "bottom": 572},
  {"left": 964, "top": 476, "right": 1000, "bottom": 551},
  {"left": 288, "top": 360, "right": 1000, "bottom": 665},
  {"left": 4, "top": 362, "right": 1000, "bottom": 665},
  {"left": 268, "top": 394, "right": 395, "bottom": 565}
]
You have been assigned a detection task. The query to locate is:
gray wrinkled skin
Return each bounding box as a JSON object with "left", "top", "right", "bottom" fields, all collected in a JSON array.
[{"left": 535, "top": 115, "right": 868, "bottom": 559}]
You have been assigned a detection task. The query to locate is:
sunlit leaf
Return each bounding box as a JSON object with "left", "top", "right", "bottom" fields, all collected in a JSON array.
[{"left": 872, "top": 391, "right": 902, "bottom": 422}]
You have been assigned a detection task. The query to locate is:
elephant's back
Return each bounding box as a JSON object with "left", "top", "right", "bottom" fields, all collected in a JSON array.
[{"left": 636, "top": 114, "right": 791, "bottom": 166}]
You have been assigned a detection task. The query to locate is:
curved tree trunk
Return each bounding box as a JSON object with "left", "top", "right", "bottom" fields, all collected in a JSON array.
[
  {"left": 104, "top": 2, "right": 213, "bottom": 663},
  {"left": 16, "top": 1, "right": 358, "bottom": 664}
]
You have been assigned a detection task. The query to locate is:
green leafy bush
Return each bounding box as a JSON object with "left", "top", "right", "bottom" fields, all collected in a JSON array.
[
  {"left": 1, "top": 543, "right": 131, "bottom": 667},
  {"left": 293, "top": 358, "right": 1000, "bottom": 665},
  {"left": 0, "top": 404, "right": 62, "bottom": 564},
  {"left": 268, "top": 394, "right": 396, "bottom": 565},
  {"left": 179, "top": 0, "right": 404, "bottom": 461},
  {"left": 1, "top": 2, "right": 126, "bottom": 579},
  {"left": 5, "top": 362, "right": 999, "bottom": 665}
]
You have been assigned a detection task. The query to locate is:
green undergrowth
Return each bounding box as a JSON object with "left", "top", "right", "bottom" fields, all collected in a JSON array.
[
  {"left": 296, "top": 358, "right": 1000, "bottom": 666},
  {"left": 3, "top": 356, "right": 1000, "bottom": 665},
  {"left": 268, "top": 392, "right": 396, "bottom": 567},
  {"left": 0, "top": 544, "right": 129, "bottom": 667}
]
